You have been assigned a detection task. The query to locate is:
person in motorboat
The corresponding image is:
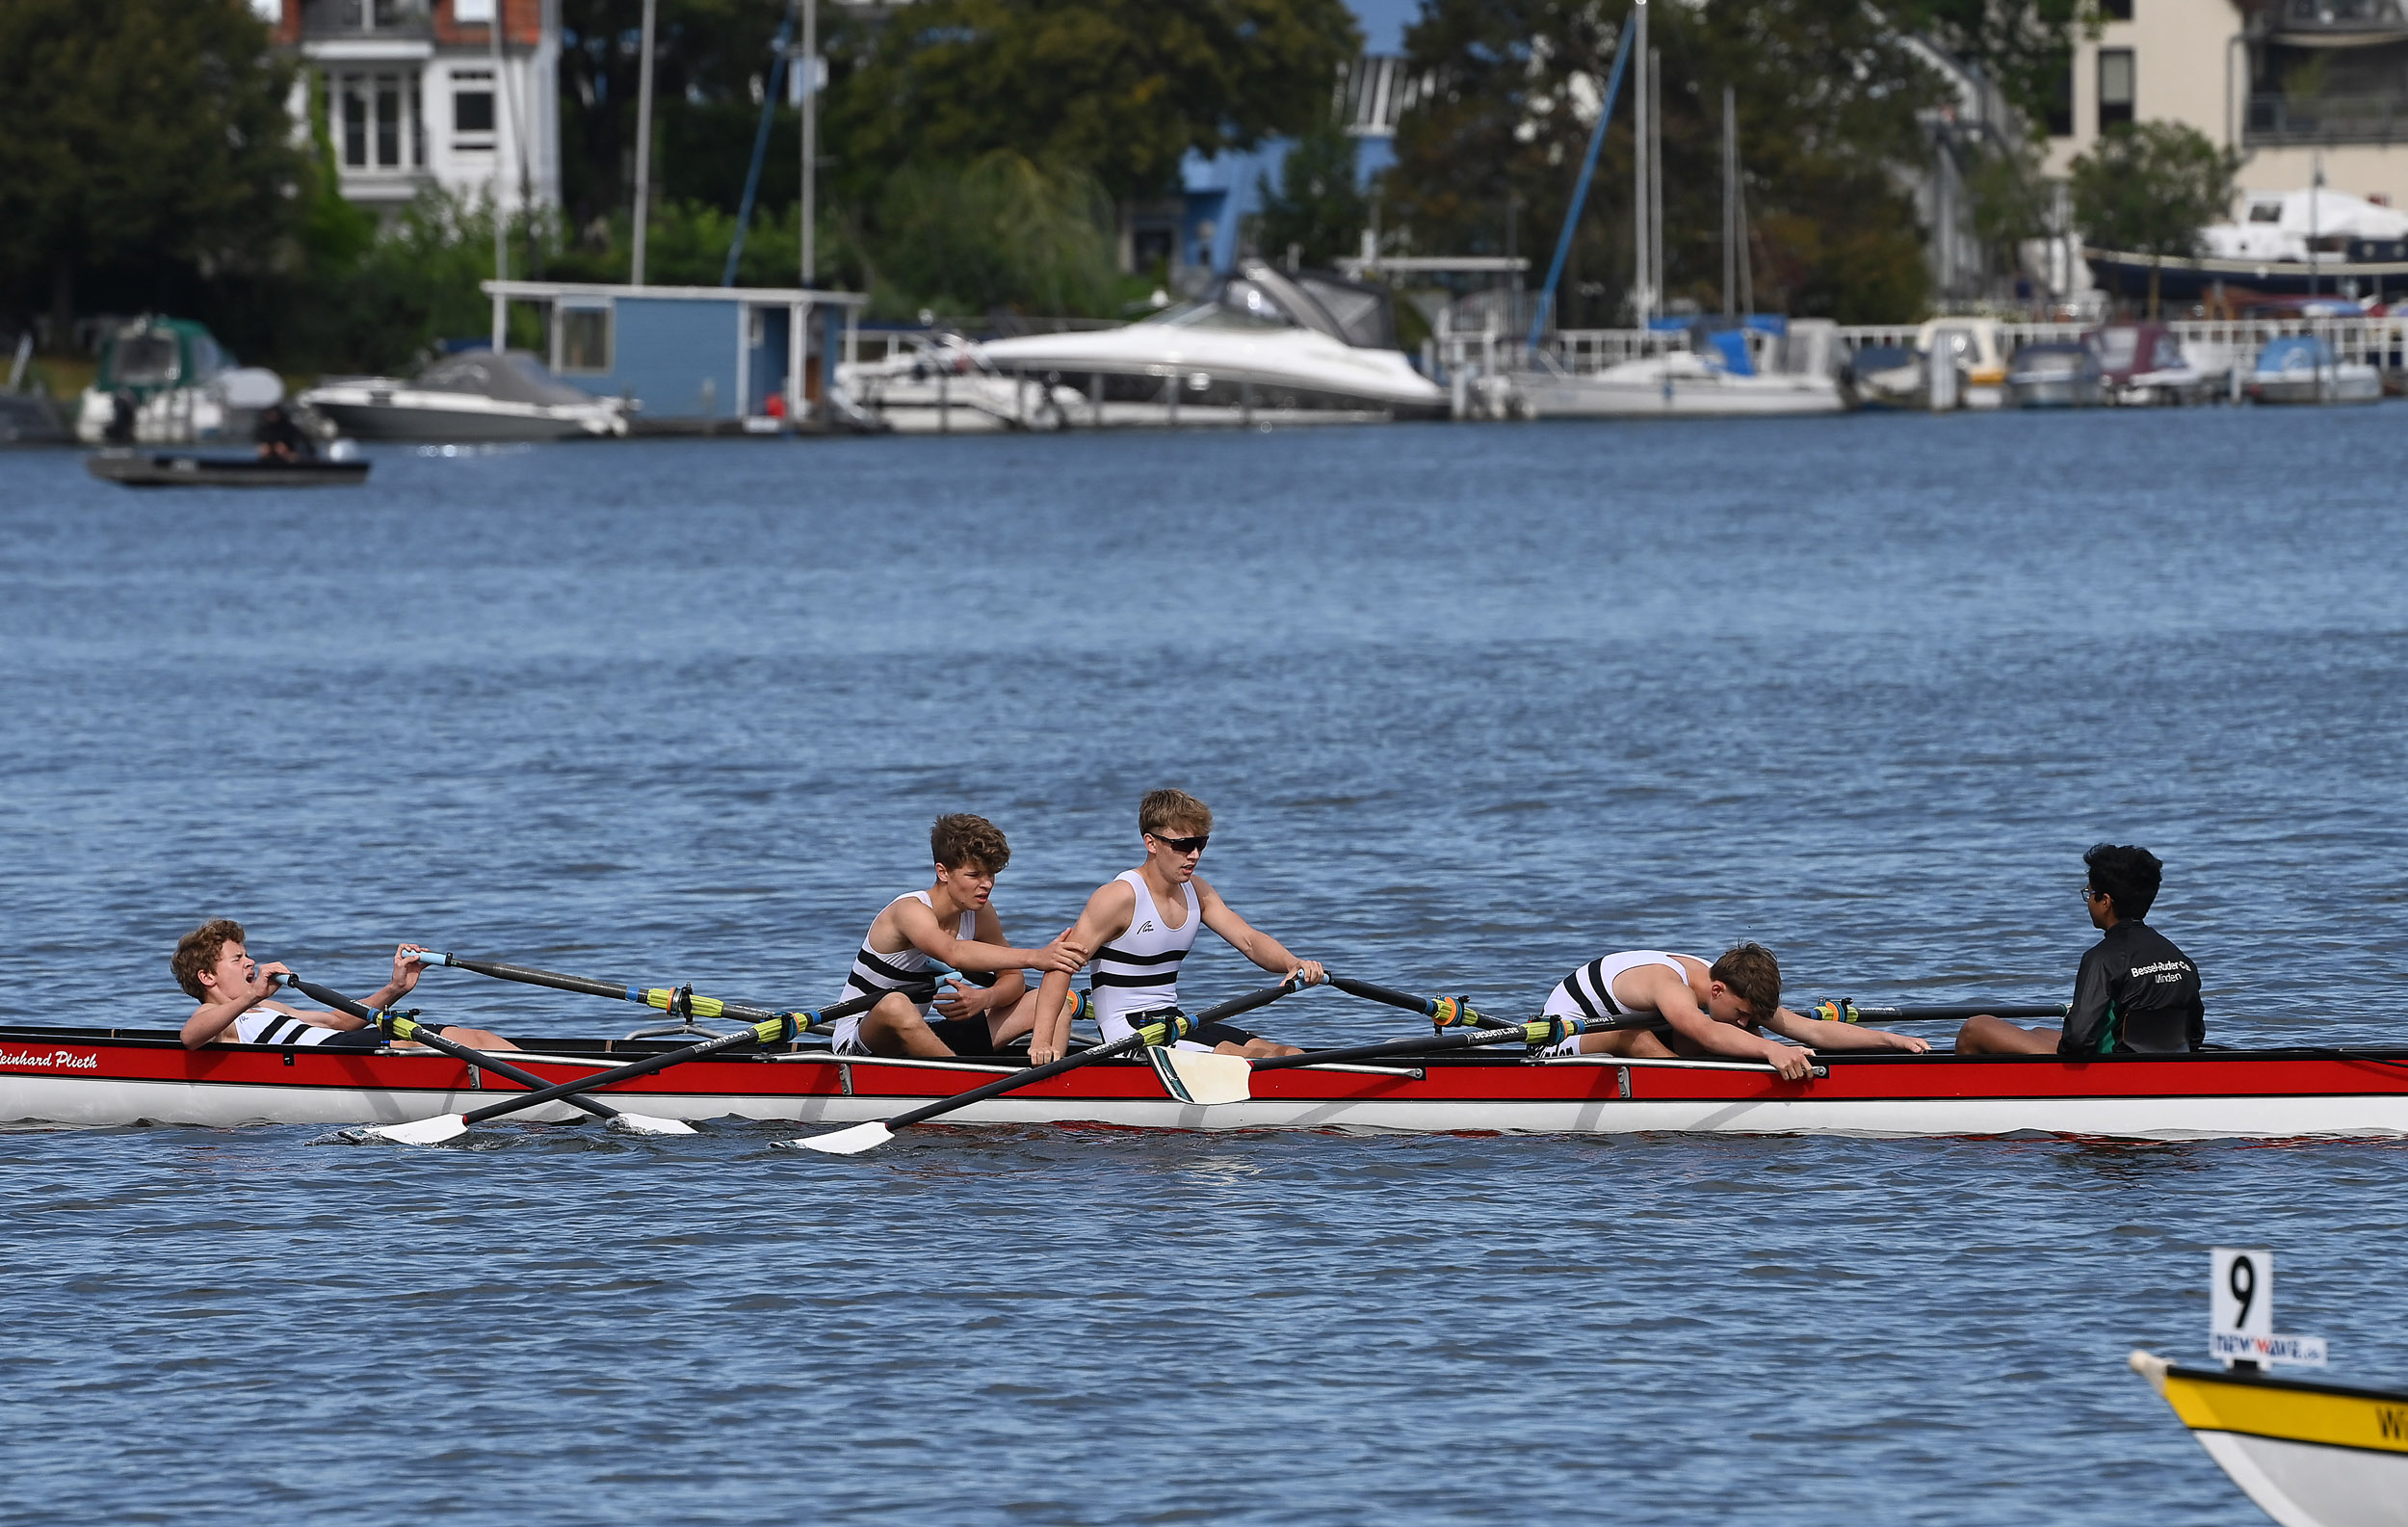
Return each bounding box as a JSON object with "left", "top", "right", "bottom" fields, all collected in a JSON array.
[
  {"left": 1026, "top": 789, "right": 1323, "bottom": 1066},
  {"left": 1536, "top": 945, "right": 1931, "bottom": 1079},
  {"left": 1955, "top": 844, "right": 2201, "bottom": 1056},
  {"left": 828, "top": 814, "right": 1089, "bottom": 1059},
  {"left": 173, "top": 920, "right": 511, "bottom": 1051},
  {"left": 253, "top": 404, "right": 315, "bottom": 463}
]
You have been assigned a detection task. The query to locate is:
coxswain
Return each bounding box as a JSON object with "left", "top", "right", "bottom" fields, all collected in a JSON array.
[
  {"left": 173, "top": 920, "right": 511, "bottom": 1051},
  {"left": 1538, "top": 944, "right": 1928, "bottom": 1079},
  {"left": 828, "top": 814, "right": 1087, "bottom": 1059},
  {"left": 1955, "top": 844, "right": 2202, "bottom": 1056},
  {"left": 1026, "top": 789, "right": 1323, "bottom": 1066}
]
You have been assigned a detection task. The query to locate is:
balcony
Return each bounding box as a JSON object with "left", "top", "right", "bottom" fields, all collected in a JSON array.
[
  {"left": 2263, "top": 0, "right": 2408, "bottom": 45},
  {"left": 2247, "top": 91, "right": 2408, "bottom": 144}
]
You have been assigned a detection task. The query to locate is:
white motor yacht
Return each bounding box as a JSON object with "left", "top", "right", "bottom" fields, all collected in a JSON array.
[
  {"left": 1510, "top": 319, "right": 1848, "bottom": 418},
  {"left": 2248, "top": 334, "right": 2382, "bottom": 405},
  {"left": 837, "top": 263, "right": 1449, "bottom": 432},
  {"left": 300, "top": 350, "right": 629, "bottom": 441}
]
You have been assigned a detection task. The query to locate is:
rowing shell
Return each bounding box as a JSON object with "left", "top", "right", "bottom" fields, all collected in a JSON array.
[
  {"left": 6, "top": 1027, "right": 2408, "bottom": 1137},
  {"left": 2130, "top": 1352, "right": 2408, "bottom": 1527}
]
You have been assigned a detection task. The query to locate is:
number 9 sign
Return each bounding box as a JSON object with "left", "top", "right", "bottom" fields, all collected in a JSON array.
[{"left": 2212, "top": 1247, "right": 2273, "bottom": 1344}]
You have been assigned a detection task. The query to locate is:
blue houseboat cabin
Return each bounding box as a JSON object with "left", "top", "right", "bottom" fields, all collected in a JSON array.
[{"left": 482, "top": 281, "right": 867, "bottom": 427}]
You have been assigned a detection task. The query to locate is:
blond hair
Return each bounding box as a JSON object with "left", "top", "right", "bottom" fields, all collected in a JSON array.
[{"left": 1139, "top": 788, "right": 1213, "bottom": 837}]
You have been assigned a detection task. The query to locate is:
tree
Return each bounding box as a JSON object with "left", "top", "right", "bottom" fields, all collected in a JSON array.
[
  {"left": 0, "top": 0, "right": 304, "bottom": 343},
  {"left": 1254, "top": 121, "right": 1368, "bottom": 271},
  {"left": 827, "top": 0, "right": 1362, "bottom": 206},
  {"left": 1964, "top": 131, "right": 2052, "bottom": 289},
  {"left": 1889, "top": 0, "right": 2089, "bottom": 131},
  {"left": 2069, "top": 120, "right": 2238, "bottom": 317},
  {"left": 1387, "top": 0, "right": 1943, "bottom": 326}
]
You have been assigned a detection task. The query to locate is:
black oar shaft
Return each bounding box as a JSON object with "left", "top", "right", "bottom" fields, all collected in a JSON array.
[
  {"left": 1329, "top": 975, "right": 1510, "bottom": 1030},
  {"left": 431, "top": 951, "right": 928, "bottom": 1027},
  {"left": 1820, "top": 1002, "right": 2070, "bottom": 1023},
  {"left": 1254, "top": 1011, "right": 1664, "bottom": 1071},
  {"left": 282, "top": 974, "right": 622, "bottom": 1122},
  {"left": 870, "top": 979, "right": 1301, "bottom": 1136}
]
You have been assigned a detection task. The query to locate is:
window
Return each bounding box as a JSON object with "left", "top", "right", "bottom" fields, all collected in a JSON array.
[
  {"left": 2099, "top": 48, "right": 2135, "bottom": 131},
  {"left": 452, "top": 67, "right": 494, "bottom": 145},
  {"left": 2101, "top": 0, "right": 2133, "bottom": 18},
  {"left": 2044, "top": 48, "right": 2074, "bottom": 136},
  {"left": 335, "top": 69, "right": 418, "bottom": 169},
  {"left": 559, "top": 306, "right": 612, "bottom": 373},
  {"left": 454, "top": 0, "right": 495, "bottom": 20}
]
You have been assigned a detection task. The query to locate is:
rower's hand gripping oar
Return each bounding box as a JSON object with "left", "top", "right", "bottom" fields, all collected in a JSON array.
[
  {"left": 1253, "top": 1011, "right": 1656, "bottom": 1071},
  {"left": 358, "top": 955, "right": 892, "bottom": 1145},
  {"left": 785, "top": 976, "right": 1303, "bottom": 1156},
  {"left": 1809, "top": 1000, "right": 2071, "bottom": 1024},
  {"left": 278, "top": 973, "right": 696, "bottom": 1142}
]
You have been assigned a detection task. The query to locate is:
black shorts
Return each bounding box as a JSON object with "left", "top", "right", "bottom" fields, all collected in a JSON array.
[
  {"left": 1181, "top": 1020, "right": 1256, "bottom": 1049},
  {"left": 315, "top": 1028, "right": 385, "bottom": 1051},
  {"left": 927, "top": 1016, "right": 1001, "bottom": 1056}
]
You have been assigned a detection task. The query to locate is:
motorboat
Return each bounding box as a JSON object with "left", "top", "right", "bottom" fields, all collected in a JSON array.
[
  {"left": 1, "top": 334, "right": 70, "bottom": 445},
  {"left": 72, "top": 316, "right": 285, "bottom": 445},
  {"left": 1510, "top": 318, "right": 1848, "bottom": 418},
  {"left": 2248, "top": 334, "right": 2382, "bottom": 404},
  {"left": 2005, "top": 341, "right": 2103, "bottom": 408},
  {"left": 836, "top": 263, "right": 1450, "bottom": 432},
  {"left": 300, "top": 349, "right": 630, "bottom": 441},
  {"left": 2089, "top": 186, "right": 2408, "bottom": 304},
  {"left": 84, "top": 448, "right": 370, "bottom": 488},
  {"left": 1918, "top": 317, "right": 2008, "bottom": 408},
  {"left": 2089, "top": 322, "right": 2210, "bottom": 406},
  {"left": 1845, "top": 343, "right": 1924, "bottom": 408}
]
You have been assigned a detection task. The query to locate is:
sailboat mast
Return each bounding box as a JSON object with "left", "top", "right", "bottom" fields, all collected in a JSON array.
[{"left": 1722, "top": 86, "right": 1736, "bottom": 317}]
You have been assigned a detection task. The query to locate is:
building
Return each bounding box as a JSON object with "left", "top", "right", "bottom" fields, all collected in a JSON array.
[
  {"left": 264, "top": 0, "right": 561, "bottom": 221},
  {"left": 2045, "top": 0, "right": 2408, "bottom": 211}
]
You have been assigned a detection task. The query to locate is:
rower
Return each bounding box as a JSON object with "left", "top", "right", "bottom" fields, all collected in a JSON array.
[
  {"left": 1026, "top": 789, "right": 1323, "bottom": 1066},
  {"left": 828, "top": 814, "right": 1087, "bottom": 1059},
  {"left": 1956, "top": 844, "right": 2202, "bottom": 1056},
  {"left": 173, "top": 920, "right": 511, "bottom": 1051},
  {"left": 1539, "top": 944, "right": 1929, "bottom": 1079}
]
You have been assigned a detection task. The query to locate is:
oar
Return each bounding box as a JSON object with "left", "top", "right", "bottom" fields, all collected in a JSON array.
[
  {"left": 1810, "top": 1000, "right": 2071, "bottom": 1024},
  {"left": 410, "top": 949, "right": 911, "bottom": 1031},
  {"left": 1328, "top": 975, "right": 1511, "bottom": 1030},
  {"left": 280, "top": 973, "right": 696, "bottom": 1140},
  {"left": 357, "top": 986, "right": 885, "bottom": 1146},
  {"left": 1254, "top": 1012, "right": 1654, "bottom": 1071},
  {"left": 785, "top": 977, "right": 1302, "bottom": 1156}
]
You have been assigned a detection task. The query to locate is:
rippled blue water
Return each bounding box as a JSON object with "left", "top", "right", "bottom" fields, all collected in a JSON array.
[{"left": 5, "top": 409, "right": 2407, "bottom": 1525}]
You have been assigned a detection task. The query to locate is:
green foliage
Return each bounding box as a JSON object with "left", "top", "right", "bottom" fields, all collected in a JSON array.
[
  {"left": 1389, "top": 0, "right": 1939, "bottom": 325},
  {"left": 2070, "top": 119, "right": 2238, "bottom": 314},
  {"left": 1255, "top": 122, "right": 1368, "bottom": 271},
  {"left": 828, "top": 0, "right": 1361, "bottom": 204},
  {"left": 865, "top": 153, "right": 1120, "bottom": 317},
  {"left": 1964, "top": 131, "right": 2052, "bottom": 280},
  {"left": 0, "top": 0, "right": 305, "bottom": 331},
  {"left": 1885, "top": 0, "right": 2090, "bottom": 130}
]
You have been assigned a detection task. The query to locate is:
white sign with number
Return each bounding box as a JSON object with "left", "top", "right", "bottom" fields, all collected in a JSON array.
[{"left": 2209, "top": 1247, "right": 2326, "bottom": 1367}]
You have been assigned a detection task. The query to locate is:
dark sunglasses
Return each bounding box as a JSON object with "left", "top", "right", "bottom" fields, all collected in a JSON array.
[{"left": 1149, "top": 832, "right": 1209, "bottom": 854}]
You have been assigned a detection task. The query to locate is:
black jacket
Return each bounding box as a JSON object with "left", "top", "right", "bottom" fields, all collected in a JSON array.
[{"left": 2060, "top": 919, "right": 2203, "bottom": 1057}]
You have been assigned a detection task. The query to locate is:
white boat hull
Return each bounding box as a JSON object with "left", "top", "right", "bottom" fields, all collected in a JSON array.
[
  {"left": 2194, "top": 1432, "right": 2408, "bottom": 1527},
  {"left": 300, "top": 384, "right": 628, "bottom": 441}
]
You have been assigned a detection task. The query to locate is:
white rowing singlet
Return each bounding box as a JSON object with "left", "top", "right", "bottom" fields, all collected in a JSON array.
[
  {"left": 1542, "top": 950, "right": 1693, "bottom": 1025},
  {"left": 1089, "top": 870, "right": 1200, "bottom": 1042},
  {"left": 830, "top": 891, "right": 974, "bottom": 1054},
  {"left": 233, "top": 1007, "right": 353, "bottom": 1046}
]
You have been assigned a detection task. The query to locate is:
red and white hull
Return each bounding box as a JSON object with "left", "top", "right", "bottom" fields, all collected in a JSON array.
[{"left": 8, "top": 1029, "right": 2408, "bottom": 1139}]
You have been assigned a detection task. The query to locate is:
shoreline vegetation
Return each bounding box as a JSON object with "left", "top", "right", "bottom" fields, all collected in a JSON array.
[{"left": 3, "top": 0, "right": 2099, "bottom": 382}]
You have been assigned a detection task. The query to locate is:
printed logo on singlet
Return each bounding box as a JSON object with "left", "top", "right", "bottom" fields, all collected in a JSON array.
[{"left": 1136, "top": 921, "right": 1155, "bottom": 934}]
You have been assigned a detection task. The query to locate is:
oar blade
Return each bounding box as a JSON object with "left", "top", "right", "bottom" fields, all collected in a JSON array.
[
  {"left": 1151, "top": 1046, "right": 1251, "bottom": 1105},
  {"left": 783, "top": 1120, "right": 893, "bottom": 1156},
  {"left": 606, "top": 1111, "right": 698, "bottom": 1137},
  {"left": 356, "top": 1113, "right": 471, "bottom": 1145}
]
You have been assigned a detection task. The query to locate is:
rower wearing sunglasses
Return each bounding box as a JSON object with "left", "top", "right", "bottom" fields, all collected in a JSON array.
[
  {"left": 1955, "top": 844, "right": 2203, "bottom": 1056},
  {"left": 1026, "top": 788, "right": 1323, "bottom": 1066}
]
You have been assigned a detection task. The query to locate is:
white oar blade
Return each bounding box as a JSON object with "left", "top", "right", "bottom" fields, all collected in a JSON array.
[
  {"left": 359, "top": 1113, "right": 470, "bottom": 1145},
  {"left": 784, "top": 1121, "right": 893, "bottom": 1155},
  {"left": 1157, "top": 1048, "right": 1251, "bottom": 1106},
  {"left": 606, "top": 1111, "right": 697, "bottom": 1137}
]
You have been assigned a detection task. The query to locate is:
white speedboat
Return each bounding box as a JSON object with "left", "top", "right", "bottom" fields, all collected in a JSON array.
[
  {"left": 301, "top": 350, "right": 629, "bottom": 441},
  {"left": 838, "top": 263, "right": 1449, "bottom": 432},
  {"left": 1511, "top": 320, "right": 1848, "bottom": 418},
  {"left": 73, "top": 316, "right": 285, "bottom": 445},
  {"left": 2248, "top": 335, "right": 2382, "bottom": 405}
]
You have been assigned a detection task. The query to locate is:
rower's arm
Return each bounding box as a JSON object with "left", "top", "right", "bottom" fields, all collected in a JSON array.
[
  {"left": 963, "top": 907, "right": 1030, "bottom": 1007},
  {"left": 1030, "top": 883, "right": 1137, "bottom": 1065},
  {"left": 1634, "top": 967, "right": 1792, "bottom": 1064},
  {"left": 1763, "top": 1008, "right": 1930, "bottom": 1054},
  {"left": 890, "top": 897, "right": 1083, "bottom": 975},
  {"left": 1195, "top": 879, "right": 1324, "bottom": 984},
  {"left": 2058, "top": 951, "right": 2114, "bottom": 1056}
]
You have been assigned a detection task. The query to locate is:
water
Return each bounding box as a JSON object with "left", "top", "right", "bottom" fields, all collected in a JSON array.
[{"left": 4, "top": 410, "right": 2407, "bottom": 1524}]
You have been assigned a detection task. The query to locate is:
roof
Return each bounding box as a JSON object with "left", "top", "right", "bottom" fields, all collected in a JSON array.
[{"left": 482, "top": 280, "right": 869, "bottom": 307}]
